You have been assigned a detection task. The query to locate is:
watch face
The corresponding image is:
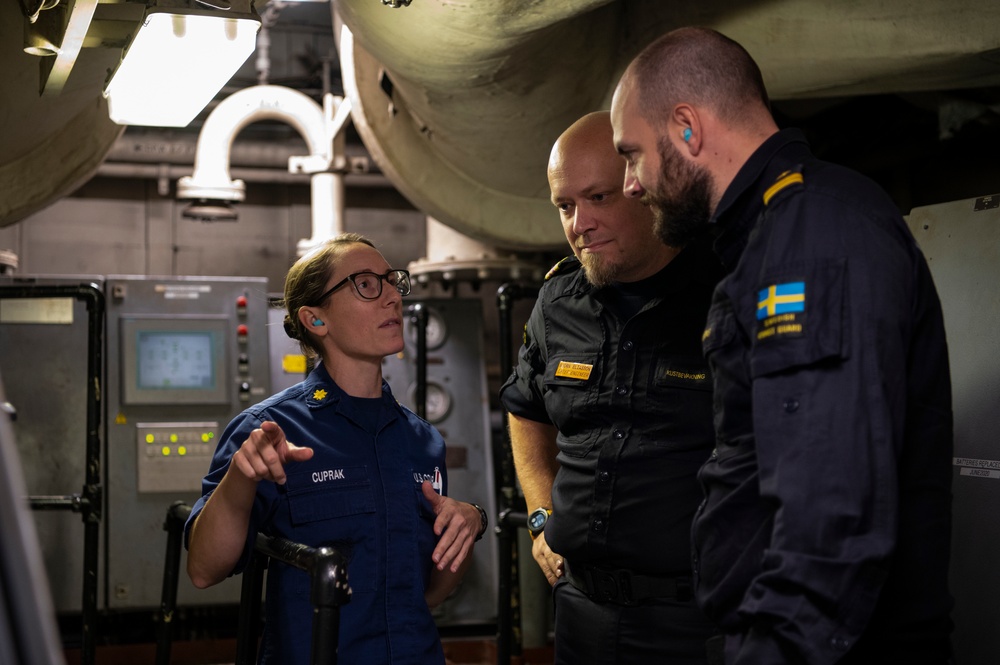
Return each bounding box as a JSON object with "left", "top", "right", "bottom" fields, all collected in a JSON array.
[{"left": 528, "top": 508, "right": 548, "bottom": 532}]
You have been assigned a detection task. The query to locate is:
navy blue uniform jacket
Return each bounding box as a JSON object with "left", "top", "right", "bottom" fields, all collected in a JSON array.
[
  {"left": 693, "top": 129, "right": 954, "bottom": 664},
  {"left": 186, "top": 363, "right": 448, "bottom": 665}
]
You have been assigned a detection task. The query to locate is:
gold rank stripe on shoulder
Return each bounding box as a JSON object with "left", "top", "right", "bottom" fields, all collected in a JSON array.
[
  {"left": 763, "top": 170, "right": 804, "bottom": 206},
  {"left": 545, "top": 256, "right": 573, "bottom": 280}
]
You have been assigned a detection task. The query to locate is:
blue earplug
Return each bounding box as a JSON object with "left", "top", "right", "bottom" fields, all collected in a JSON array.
[
  {"left": 683, "top": 127, "right": 692, "bottom": 142},
  {"left": 313, "top": 318, "right": 323, "bottom": 326}
]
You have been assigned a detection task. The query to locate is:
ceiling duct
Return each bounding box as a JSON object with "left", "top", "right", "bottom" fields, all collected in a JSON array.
[{"left": 334, "top": 0, "right": 1000, "bottom": 250}]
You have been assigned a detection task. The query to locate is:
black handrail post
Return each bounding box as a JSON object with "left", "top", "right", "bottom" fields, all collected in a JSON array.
[
  {"left": 81, "top": 282, "right": 104, "bottom": 665},
  {"left": 494, "top": 282, "right": 539, "bottom": 665},
  {"left": 156, "top": 502, "right": 192, "bottom": 665},
  {"left": 308, "top": 545, "right": 351, "bottom": 665},
  {"left": 244, "top": 534, "right": 351, "bottom": 665},
  {"left": 236, "top": 549, "right": 267, "bottom": 665},
  {"left": 406, "top": 303, "right": 428, "bottom": 419}
]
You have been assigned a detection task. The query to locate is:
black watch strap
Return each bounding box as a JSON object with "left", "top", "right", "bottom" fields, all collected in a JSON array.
[{"left": 471, "top": 503, "right": 489, "bottom": 541}]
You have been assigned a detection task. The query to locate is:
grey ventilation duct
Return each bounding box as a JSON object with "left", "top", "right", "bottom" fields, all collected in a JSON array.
[{"left": 334, "top": 0, "right": 1000, "bottom": 250}]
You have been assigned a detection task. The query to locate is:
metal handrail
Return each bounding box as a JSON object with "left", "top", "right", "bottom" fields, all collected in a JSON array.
[{"left": 156, "top": 501, "right": 351, "bottom": 665}]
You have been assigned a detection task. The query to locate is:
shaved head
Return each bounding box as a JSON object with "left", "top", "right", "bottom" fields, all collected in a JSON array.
[
  {"left": 622, "top": 27, "right": 770, "bottom": 130},
  {"left": 547, "top": 111, "right": 675, "bottom": 286},
  {"left": 549, "top": 111, "right": 621, "bottom": 182}
]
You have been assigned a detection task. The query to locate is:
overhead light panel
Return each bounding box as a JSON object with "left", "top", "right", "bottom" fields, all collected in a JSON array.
[{"left": 103, "top": 4, "right": 260, "bottom": 127}]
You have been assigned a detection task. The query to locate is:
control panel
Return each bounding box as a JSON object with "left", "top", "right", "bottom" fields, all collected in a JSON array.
[
  {"left": 135, "top": 422, "right": 218, "bottom": 493},
  {"left": 105, "top": 275, "right": 270, "bottom": 608}
]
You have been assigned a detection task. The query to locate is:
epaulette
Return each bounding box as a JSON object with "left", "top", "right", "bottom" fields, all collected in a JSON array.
[
  {"left": 763, "top": 165, "right": 804, "bottom": 206},
  {"left": 544, "top": 255, "right": 580, "bottom": 281}
]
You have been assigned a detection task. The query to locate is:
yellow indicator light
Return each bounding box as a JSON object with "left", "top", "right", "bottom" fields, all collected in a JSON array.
[
  {"left": 170, "top": 434, "right": 178, "bottom": 443},
  {"left": 162, "top": 446, "right": 171, "bottom": 456},
  {"left": 202, "top": 433, "right": 210, "bottom": 442},
  {"left": 178, "top": 446, "right": 187, "bottom": 456},
  {"left": 146, "top": 434, "right": 155, "bottom": 444}
]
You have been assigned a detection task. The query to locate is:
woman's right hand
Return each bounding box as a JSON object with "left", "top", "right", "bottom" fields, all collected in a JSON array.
[{"left": 230, "top": 420, "right": 314, "bottom": 485}]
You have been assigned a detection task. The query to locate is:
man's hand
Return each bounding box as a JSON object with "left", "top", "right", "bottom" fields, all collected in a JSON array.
[
  {"left": 532, "top": 531, "right": 564, "bottom": 586},
  {"left": 421, "top": 481, "right": 479, "bottom": 573},
  {"left": 230, "top": 420, "right": 314, "bottom": 485}
]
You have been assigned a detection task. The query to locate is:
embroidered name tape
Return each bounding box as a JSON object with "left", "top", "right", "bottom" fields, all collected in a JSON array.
[{"left": 554, "top": 361, "right": 593, "bottom": 380}]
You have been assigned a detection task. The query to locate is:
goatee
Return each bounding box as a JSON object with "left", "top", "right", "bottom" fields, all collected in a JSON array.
[{"left": 579, "top": 252, "right": 617, "bottom": 288}]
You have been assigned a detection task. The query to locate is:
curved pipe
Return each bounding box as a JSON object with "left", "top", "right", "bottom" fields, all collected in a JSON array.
[{"left": 177, "top": 84, "right": 354, "bottom": 253}]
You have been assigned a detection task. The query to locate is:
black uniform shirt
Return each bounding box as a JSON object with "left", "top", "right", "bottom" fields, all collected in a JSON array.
[
  {"left": 693, "top": 129, "right": 954, "bottom": 664},
  {"left": 500, "top": 237, "right": 723, "bottom": 575}
]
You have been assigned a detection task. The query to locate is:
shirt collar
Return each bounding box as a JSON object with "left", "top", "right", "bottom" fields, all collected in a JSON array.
[
  {"left": 302, "top": 363, "right": 394, "bottom": 409},
  {"left": 710, "top": 128, "right": 812, "bottom": 269}
]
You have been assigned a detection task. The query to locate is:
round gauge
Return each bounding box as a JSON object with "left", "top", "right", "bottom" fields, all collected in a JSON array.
[
  {"left": 408, "top": 307, "right": 448, "bottom": 350},
  {"left": 409, "top": 381, "right": 452, "bottom": 423}
]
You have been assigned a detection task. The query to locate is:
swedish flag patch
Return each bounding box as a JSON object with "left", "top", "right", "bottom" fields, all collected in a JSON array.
[
  {"left": 755, "top": 281, "right": 805, "bottom": 342},
  {"left": 757, "top": 282, "right": 805, "bottom": 319}
]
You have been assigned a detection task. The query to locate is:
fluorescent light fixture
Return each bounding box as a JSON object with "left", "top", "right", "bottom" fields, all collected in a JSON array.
[{"left": 103, "top": 6, "right": 260, "bottom": 127}]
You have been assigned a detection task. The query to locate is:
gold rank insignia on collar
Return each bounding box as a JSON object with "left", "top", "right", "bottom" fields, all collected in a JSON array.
[{"left": 312, "top": 388, "right": 328, "bottom": 401}]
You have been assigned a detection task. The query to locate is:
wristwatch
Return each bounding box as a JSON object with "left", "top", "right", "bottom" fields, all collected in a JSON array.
[
  {"left": 471, "top": 503, "right": 489, "bottom": 542},
  {"left": 527, "top": 507, "right": 552, "bottom": 541}
]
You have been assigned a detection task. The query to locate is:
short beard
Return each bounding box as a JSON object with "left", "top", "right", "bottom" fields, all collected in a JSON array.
[
  {"left": 579, "top": 251, "right": 618, "bottom": 288},
  {"left": 574, "top": 232, "right": 620, "bottom": 287},
  {"left": 642, "top": 139, "right": 713, "bottom": 248}
]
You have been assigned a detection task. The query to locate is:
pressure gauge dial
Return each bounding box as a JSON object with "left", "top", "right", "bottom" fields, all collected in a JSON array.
[
  {"left": 408, "top": 307, "right": 448, "bottom": 350},
  {"left": 410, "top": 381, "right": 452, "bottom": 423}
]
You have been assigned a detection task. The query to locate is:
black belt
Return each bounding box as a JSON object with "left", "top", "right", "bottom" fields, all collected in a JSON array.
[{"left": 563, "top": 561, "right": 693, "bottom": 606}]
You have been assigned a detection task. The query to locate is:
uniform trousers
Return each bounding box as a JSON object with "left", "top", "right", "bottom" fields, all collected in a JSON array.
[{"left": 552, "top": 578, "right": 718, "bottom": 665}]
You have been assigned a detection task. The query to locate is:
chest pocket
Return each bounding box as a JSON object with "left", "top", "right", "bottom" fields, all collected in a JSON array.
[
  {"left": 654, "top": 359, "right": 712, "bottom": 391},
  {"left": 542, "top": 354, "right": 600, "bottom": 425},
  {"left": 284, "top": 466, "right": 377, "bottom": 592},
  {"left": 542, "top": 353, "right": 601, "bottom": 456}
]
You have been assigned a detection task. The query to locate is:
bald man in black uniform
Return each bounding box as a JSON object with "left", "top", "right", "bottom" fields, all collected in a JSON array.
[{"left": 500, "top": 111, "right": 722, "bottom": 664}]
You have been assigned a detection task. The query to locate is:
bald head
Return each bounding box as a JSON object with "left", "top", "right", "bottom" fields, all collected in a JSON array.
[
  {"left": 546, "top": 111, "right": 677, "bottom": 286},
  {"left": 548, "top": 111, "right": 622, "bottom": 185}
]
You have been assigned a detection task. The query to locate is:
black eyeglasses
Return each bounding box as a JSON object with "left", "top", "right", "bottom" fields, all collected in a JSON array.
[{"left": 311, "top": 269, "right": 411, "bottom": 304}]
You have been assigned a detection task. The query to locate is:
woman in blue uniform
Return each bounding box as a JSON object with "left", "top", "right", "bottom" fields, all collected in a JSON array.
[{"left": 185, "top": 233, "right": 488, "bottom": 665}]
